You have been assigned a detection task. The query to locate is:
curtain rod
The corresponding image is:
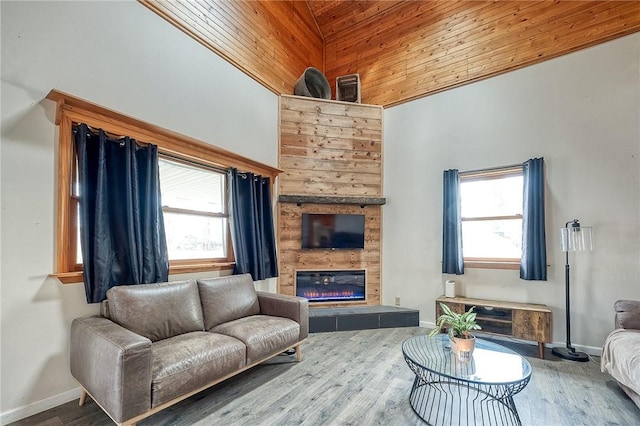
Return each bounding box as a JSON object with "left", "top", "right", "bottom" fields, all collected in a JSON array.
[
  {"left": 160, "top": 152, "right": 262, "bottom": 180},
  {"left": 159, "top": 152, "right": 228, "bottom": 174},
  {"left": 73, "top": 123, "right": 133, "bottom": 143},
  {"left": 459, "top": 162, "right": 523, "bottom": 176},
  {"left": 73, "top": 124, "right": 256, "bottom": 178}
]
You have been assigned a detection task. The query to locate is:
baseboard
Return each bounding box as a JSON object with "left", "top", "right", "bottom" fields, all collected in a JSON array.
[
  {"left": 418, "top": 321, "right": 602, "bottom": 357},
  {"left": 555, "top": 342, "right": 602, "bottom": 357},
  {"left": 0, "top": 387, "right": 82, "bottom": 424},
  {"left": 420, "top": 320, "right": 436, "bottom": 329}
]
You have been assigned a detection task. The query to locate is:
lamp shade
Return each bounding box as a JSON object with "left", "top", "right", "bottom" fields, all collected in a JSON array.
[{"left": 560, "top": 220, "right": 593, "bottom": 252}]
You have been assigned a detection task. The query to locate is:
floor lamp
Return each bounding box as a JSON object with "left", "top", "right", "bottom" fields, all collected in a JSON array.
[{"left": 552, "top": 219, "right": 593, "bottom": 362}]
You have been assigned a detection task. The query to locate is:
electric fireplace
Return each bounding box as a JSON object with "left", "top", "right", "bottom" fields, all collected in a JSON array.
[{"left": 296, "top": 270, "right": 366, "bottom": 303}]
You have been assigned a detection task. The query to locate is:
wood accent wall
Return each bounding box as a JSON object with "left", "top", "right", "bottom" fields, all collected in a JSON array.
[
  {"left": 323, "top": 1, "right": 640, "bottom": 106},
  {"left": 278, "top": 95, "right": 383, "bottom": 306},
  {"left": 140, "top": 0, "right": 323, "bottom": 95}
]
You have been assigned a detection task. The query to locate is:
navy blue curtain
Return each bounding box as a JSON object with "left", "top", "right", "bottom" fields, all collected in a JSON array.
[
  {"left": 520, "top": 157, "right": 547, "bottom": 280},
  {"left": 75, "top": 123, "right": 169, "bottom": 303},
  {"left": 442, "top": 169, "right": 464, "bottom": 274},
  {"left": 227, "top": 168, "right": 278, "bottom": 280}
]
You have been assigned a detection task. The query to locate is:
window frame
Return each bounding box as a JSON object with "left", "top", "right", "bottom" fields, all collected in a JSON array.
[
  {"left": 459, "top": 165, "right": 523, "bottom": 270},
  {"left": 48, "top": 89, "right": 281, "bottom": 283},
  {"left": 158, "top": 155, "right": 230, "bottom": 263}
]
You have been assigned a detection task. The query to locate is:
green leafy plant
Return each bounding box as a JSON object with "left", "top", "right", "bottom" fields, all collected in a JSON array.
[{"left": 429, "top": 303, "right": 482, "bottom": 339}]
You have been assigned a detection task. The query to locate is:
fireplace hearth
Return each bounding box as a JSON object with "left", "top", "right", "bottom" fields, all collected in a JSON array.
[{"left": 296, "top": 270, "right": 365, "bottom": 303}]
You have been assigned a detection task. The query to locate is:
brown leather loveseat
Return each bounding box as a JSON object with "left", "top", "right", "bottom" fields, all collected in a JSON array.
[{"left": 70, "top": 274, "right": 308, "bottom": 425}]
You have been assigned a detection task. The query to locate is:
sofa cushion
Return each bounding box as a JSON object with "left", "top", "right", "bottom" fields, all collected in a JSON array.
[
  {"left": 197, "top": 274, "right": 260, "bottom": 330},
  {"left": 211, "top": 315, "right": 300, "bottom": 364},
  {"left": 151, "top": 331, "right": 246, "bottom": 407},
  {"left": 106, "top": 280, "right": 205, "bottom": 342}
]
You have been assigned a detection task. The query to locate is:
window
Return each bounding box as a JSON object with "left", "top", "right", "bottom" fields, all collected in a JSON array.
[
  {"left": 460, "top": 166, "right": 523, "bottom": 269},
  {"left": 48, "top": 89, "right": 279, "bottom": 283},
  {"left": 159, "top": 157, "right": 228, "bottom": 261},
  {"left": 69, "top": 135, "right": 232, "bottom": 272}
]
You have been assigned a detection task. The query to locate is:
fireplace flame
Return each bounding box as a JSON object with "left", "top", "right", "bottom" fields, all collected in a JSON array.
[{"left": 302, "top": 290, "right": 356, "bottom": 299}]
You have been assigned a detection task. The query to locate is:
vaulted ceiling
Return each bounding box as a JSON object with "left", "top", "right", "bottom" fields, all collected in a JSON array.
[
  {"left": 142, "top": 1, "right": 640, "bottom": 107},
  {"left": 306, "top": 0, "right": 405, "bottom": 38}
]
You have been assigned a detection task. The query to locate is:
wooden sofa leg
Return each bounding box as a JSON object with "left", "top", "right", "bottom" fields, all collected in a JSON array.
[
  {"left": 79, "top": 389, "right": 87, "bottom": 406},
  {"left": 295, "top": 344, "right": 302, "bottom": 361}
]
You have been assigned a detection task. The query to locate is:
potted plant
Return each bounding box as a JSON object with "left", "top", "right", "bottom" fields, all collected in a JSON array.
[{"left": 429, "top": 303, "right": 482, "bottom": 359}]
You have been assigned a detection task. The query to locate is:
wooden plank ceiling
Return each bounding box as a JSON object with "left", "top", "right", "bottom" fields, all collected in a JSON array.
[
  {"left": 142, "top": 1, "right": 640, "bottom": 107},
  {"left": 141, "top": 0, "right": 323, "bottom": 94}
]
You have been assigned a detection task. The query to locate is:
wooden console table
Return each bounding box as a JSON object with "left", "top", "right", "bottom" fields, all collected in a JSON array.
[{"left": 435, "top": 296, "right": 552, "bottom": 359}]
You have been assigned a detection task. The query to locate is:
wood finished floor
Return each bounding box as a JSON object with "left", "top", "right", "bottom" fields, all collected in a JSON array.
[{"left": 9, "top": 327, "right": 640, "bottom": 426}]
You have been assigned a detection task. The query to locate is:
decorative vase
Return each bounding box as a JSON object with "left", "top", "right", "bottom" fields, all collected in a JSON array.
[{"left": 450, "top": 335, "right": 476, "bottom": 360}]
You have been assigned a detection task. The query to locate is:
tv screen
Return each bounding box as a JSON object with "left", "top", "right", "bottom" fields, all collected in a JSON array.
[{"left": 301, "top": 213, "right": 365, "bottom": 249}]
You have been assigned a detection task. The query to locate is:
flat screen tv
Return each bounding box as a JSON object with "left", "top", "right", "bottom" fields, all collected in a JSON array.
[{"left": 301, "top": 213, "right": 365, "bottom": 249}]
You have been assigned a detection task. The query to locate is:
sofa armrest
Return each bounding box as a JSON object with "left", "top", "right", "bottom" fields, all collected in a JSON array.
[
  {"left": 70, "top": 316, "right": 152, "bottom": 423},
  {"left": 615, "top": 300, "right": 640, "bottom": 330},
  {"left": 257, "top": 292, "right": 309, "bottom": 340}
]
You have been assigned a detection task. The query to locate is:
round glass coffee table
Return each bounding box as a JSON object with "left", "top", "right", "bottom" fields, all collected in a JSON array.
[{"left": 402, "top": 334, "right": 531, "bottom": 425}]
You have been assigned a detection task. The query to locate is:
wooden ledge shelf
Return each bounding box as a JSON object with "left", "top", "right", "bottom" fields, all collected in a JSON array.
[{"left": 278, "top": 195, "right": 386, "bottom": 206}]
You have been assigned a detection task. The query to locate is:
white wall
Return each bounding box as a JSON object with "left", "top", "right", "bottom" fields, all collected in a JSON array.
[
  {"left": 1, "top": 1, "right": 278, "bottom": 422},
  {"left": 383, "top": 33, "right": 640, "bottom": 354},
  {"left": 2, "top": 1, "right": 639, "bottom": 422}
]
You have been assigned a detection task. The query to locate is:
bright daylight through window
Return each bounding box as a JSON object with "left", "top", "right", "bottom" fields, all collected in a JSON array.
[
  {"left": 460, "top": 167, "right": 523, "bottom": 264},
  {"left": 74, "top": 157, "right": 228, "bottom": 264},
  {"left": 159, "top": 158, "right": 228, "bottom": 261}
]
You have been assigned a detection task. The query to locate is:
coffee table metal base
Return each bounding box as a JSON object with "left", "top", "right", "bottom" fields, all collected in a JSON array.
[{"left": 406, "top": 357, "right": 529, "bottom": 426}]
